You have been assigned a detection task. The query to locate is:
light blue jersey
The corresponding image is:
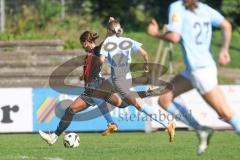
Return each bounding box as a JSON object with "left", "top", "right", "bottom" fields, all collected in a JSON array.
[
  {"left": 167, "top": 0, "right": 224, "bottom": 70},
  {"left": 100, "top": 35, "right": 142, "bottom": 78}
]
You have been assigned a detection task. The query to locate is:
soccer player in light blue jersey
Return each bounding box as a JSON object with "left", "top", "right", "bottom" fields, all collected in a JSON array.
[
  {"left": 100, "top": 18, "right": 176, "bottom": 142},
  {"left": 148, "top": 0, "right": 240, "bottom": 155}
]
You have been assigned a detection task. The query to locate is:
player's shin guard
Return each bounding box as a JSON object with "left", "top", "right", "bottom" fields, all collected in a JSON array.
[
  {"left": 229, "top": 115, "right": 240, "bottom": 135},
  {"left": 140, "top": 105, "right": 168, "bottom": 128},
  {"left": 55, "top": 107, "right": 75, "bottom": 136},
  {"left": 166, "top": 101, "right": 202, "bottom": 130}
]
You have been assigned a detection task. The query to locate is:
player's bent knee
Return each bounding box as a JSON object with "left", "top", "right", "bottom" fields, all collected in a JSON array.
[
  {"left": 115, "top": 98, "right": 123, "bottom": 107},
  {"left": 135, "top": 101, "right": 143, "bottom": 110},
  {"left": 70, "top": 103, "right": 87, "bottom": 113},
  {"left": 70, "top": 107, "right": 80, "bottom": 113},
  {"left": 108, "top": 94, "right": 123, "bottom": 107},
  {"left": 158, "top": 93, "right": 173, "bottom": 109}
]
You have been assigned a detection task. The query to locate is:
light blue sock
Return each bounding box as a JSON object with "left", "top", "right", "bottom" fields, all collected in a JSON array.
[
  {"left": 166, "top": 101, "right": 202, "bottom": 130},
  {"left": 141, "top": 105, "right": 169, "bottom": 128},
  {"left": 96, "top": 99, "right": 114, "bottom": 124},
  {"left": 229, "top": 115, "right": 240, "bottom": 135}
]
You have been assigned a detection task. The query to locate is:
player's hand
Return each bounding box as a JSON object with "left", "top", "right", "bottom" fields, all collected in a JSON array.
[
  {"left": 79, "top": 74, "right": 84, "bottom": 81},
  {"left": 109, "top": 17, "right": 115, "bottom": 23},
  {"left": 218, "top": 49, "right": 231, "bottom": 65},
  {"left": 144, "top": 63, "right": 150, "bottom": 72},
  {"left": 147, "top": 19, "right": 160, "bottom": 37}
]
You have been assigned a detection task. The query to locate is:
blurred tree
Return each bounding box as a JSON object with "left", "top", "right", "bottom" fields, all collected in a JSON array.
[
  {"left": 87, "top": 0, "right": 227, "bottom": 30},
  {"left": 87, "top": 0, "right": 174, "bottom": 30},
  {"left": 201, "top": 0, "right": 223, "bottom": 10},
  {"left": 4, "top": 0, "right": 240, "bottom": 32},
  {"left": 90, "top": 0, "right": 138, "bottom": 29},
  {"left": 37, "top": 0, "right": 61, "bottom": 28},
  {"left": 221, "top": 0, "right": 240, "bottom": 27}
]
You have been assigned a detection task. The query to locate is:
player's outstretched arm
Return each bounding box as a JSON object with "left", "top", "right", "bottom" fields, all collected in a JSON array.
[
  {"left": 137, "top": 48, "right": 149, "bottom": 72},
  {"left": 99, "top": 54, "right": 105, "bottom": 64},
  {"left": 218, "top": 19, "right": 232, "bottom": 65},
  {"left": 147, "top": 19, "right": 180, "bottom": 44}
]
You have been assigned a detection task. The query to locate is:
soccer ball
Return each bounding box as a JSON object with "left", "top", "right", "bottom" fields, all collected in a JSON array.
[{"left": 63, "top": 133, "right": 80, "bottom": 148}]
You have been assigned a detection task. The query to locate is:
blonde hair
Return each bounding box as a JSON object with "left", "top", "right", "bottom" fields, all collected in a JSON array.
[{"left": 107, "top": 19, "right": 123, "bottom": 37}]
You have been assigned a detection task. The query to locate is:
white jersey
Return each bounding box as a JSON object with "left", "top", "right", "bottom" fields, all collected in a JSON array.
[{"left": 100, "top": 35, "right": 142, "bottom": 78}]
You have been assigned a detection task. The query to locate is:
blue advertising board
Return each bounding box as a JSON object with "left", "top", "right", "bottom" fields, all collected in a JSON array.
[{"left": 32, "top": 88, "right": 145, "bottom": 132}]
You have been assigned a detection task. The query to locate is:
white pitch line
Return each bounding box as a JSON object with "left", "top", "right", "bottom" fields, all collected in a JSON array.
[
  {"left": 19, "top": 155, "right": 36, "bottom": 159},
  {"left": 44, "top": 157, "right": 64, "bottom": 160}
]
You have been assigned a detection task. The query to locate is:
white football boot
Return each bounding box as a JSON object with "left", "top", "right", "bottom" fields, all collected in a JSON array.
[
  {"left": 39, "top": 130, "right": 58, "bottom": 145},
  {"left": 197, "top": 127, "right": 214, "bottom": 155}
]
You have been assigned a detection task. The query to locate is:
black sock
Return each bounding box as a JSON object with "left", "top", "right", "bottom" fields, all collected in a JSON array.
[
  {"left": 55, "top": 107, "right": 75, "bottom": 136},
  {"left": 136, "top": 91, "right": 149, "bottom": 98},
  {"left": 118, "top": 100, "right": 129, "bottom": 108}
]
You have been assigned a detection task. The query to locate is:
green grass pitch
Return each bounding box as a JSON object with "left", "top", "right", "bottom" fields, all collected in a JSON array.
[{"left": 0, "top": 131, "right": 239, "bottom": 160}]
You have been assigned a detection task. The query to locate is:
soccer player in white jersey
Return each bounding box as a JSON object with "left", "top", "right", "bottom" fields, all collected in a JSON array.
[
  {"left": 100, "top": 18, "right": 176, "bottom": 142},
  {"left": 148, "top": 0, "right": 240, "bottom": 155}
]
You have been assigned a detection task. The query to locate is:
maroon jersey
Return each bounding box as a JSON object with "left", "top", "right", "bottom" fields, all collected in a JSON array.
[{"left": 83, "top": 45, "right": 102, "bottom": 83}]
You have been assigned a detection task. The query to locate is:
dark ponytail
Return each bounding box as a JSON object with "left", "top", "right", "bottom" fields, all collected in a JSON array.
[{"left": 80, "top": 31, "right": 99, "bottom": 43}]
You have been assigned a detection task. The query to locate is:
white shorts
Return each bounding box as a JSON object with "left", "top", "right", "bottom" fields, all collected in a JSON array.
[{"left": 181, "top": 67, "right": 218, "bottom": 95}]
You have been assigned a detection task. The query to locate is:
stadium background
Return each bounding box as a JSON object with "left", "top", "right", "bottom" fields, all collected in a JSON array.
[{"left": 0, "top": 0, "right": 240, "bottom": 160}]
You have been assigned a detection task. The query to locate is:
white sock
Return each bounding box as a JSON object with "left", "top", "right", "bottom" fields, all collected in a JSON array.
[
  {"left": 51, "top": 133, "right": 58, "bottom": 139},
  {"left": 166, "top": 101, "right": 202, "bottom": 130},
  {"left": 140, "top": 105, "right": 169, "bottom": 128},
  {"left": 229, "top": 115, "right": 240, "bottom": 135}
]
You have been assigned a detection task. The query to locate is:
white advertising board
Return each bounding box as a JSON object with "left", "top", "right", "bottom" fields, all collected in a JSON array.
[
  {"left": 0, "top": 88, "right": 33, "bottom": 132},
  {"left": 145, "top": 85, "right": 240, "bottom": 131}
]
